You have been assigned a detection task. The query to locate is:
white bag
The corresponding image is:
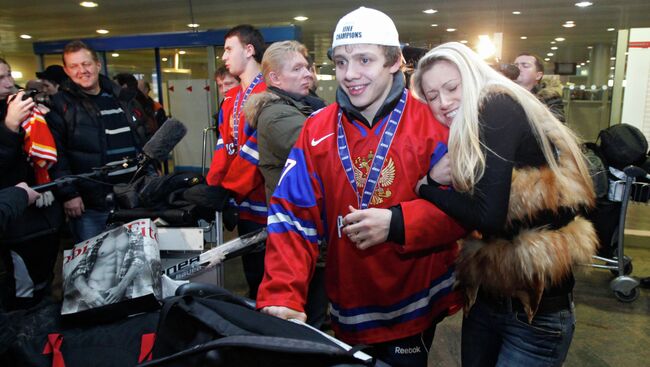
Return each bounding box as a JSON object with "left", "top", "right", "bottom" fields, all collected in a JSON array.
[{"left": 61, "top": 219, "right": 162, "bottom": 316}]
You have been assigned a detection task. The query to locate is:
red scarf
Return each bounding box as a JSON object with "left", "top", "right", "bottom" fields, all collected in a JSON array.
[{"left": 21, "top": 108, "right": 58, "bottom": 184}]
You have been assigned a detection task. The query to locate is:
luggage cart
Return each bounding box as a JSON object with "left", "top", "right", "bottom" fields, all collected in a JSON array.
[{"left": 589, "top": 165, "right": 649, "bottom": 302}]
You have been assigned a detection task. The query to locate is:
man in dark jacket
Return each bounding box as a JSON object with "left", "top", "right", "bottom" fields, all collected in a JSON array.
[
  {"left": 514, "top": 53, "right": 566, "bottom": 122},
  {"left": 1, "top": 58, "right": 63, "bottom": 310},
  {"left": 48, "top": 41, "right": 147, "bottom": 243}
]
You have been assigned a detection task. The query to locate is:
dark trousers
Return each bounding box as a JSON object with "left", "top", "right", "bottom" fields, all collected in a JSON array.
[
  {"left": 369, "top": 322, "right": 437, "bottom": 367},
  {"left": 237, "top": 219, "right": 266, "bottom": 300}
]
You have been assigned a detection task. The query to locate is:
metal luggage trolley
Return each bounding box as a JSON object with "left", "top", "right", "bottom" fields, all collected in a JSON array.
[{"left": 589, "top": 165, "right": 650, "bottom": 302}]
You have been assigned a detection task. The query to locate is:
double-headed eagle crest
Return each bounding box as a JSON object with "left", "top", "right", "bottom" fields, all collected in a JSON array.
[{"left": 353, "top": 150, "right": 395, "bottom": 205}]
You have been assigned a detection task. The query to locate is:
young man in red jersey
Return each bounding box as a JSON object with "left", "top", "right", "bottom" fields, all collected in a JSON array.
[
  {"left": 205, "top": 25, "right": 267, "bottom": 299},
  {"left": 256, "top": 7, "right": 465, "bottom": 367}
]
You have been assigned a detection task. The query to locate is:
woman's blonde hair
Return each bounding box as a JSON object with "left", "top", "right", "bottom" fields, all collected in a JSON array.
[
  {"left": 411, "top": 42, "right": 591, "bottom": 194},
  {"left": 261, "top": 40, "right": 309, "bottom": 86}
]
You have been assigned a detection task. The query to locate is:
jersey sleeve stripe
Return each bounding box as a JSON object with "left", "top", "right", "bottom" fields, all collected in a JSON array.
[{"left": 268, "top": 205, "right": 319, "bottom": 245}]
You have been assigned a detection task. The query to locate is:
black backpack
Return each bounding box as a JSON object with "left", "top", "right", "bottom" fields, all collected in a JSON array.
[
  {"left": 583, "top": 143, "right": 609, "bottom": 199},
  {"left": 598, "top": 124, "right": 648, "bottom": 169},
  {"left": 144, "top": 285, "right": 385, "bottom": 367}
]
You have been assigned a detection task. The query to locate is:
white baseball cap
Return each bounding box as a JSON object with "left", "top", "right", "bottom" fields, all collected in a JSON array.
[{"left": 331, "top": 7, "right": 400, "bottom": 49}]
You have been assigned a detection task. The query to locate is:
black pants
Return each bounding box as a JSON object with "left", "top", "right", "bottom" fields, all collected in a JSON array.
[{"left": 237, "top": 219, "right": 266, "bottom": 300}]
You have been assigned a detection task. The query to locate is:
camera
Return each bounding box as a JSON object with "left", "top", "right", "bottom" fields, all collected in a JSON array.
[{"left": 21, "top": 88, "right": 50, "bottom": 106}]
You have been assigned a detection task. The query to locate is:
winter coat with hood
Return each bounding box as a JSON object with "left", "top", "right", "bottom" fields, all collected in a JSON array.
[{"left": 244, "top": 87, "right": 325, "bottom": 203}]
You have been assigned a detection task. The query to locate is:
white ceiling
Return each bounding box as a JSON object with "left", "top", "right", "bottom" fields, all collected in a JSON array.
[{"left": 1, "top": 0, "right": 650, "bottom": 66}]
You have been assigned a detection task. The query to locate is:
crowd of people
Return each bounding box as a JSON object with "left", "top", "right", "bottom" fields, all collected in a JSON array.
[{"left": 1, "top": 5, "right": 630, "bottom": 366}]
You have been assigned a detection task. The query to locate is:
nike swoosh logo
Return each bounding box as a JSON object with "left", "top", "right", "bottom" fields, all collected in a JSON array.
[
  {"left": 224, "top": 96, "right": 232, "bottom": 100},
  {"left": 311, "top": 133, "right": 335, "bottom": 146}
]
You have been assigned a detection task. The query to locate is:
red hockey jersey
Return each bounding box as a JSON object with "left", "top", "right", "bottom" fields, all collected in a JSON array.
[
  {"left": 206, "top": 75, "right": 267, "bottom": 224},
  {"left": 257, "top": 90, "right": 465, "bottom": 344}
]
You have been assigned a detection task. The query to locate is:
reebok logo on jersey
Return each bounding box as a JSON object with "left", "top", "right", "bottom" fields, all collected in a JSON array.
[
  {"left": 394, "top": 346, "right": 422, "bottom": 355},
  {"left": 311, "top": 133, "right": 335, "bottom": 146}
]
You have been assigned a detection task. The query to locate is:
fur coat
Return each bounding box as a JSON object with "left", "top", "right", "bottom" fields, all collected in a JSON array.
[{"left": 456, "top": 90, "right": 598, "bottom": 322}]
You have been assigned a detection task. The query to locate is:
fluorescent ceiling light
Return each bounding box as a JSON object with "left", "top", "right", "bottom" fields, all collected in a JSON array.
[
  {"left": 544, "top": 58, "right": 550, "bottom": 61},
  {"left": 431, "top": 24, "right": 438, "bottom": 27},
  {"left": 547, "top": 53, "right": 554, "bottom": 56},
  {"left": 575, "top": 2, "right": 593, "bottom": 7},
  {"left": 187, "top": 23, "right": 200, "bottom": 28},
  {"left": 178, "top": 50, "right": 186, "bottom": 55},
  {"left": 520, "top": 36, "right": 527, "bottom": 39},
  {"left": 563, "top": 23, "right": 575, "bottom": 28},
  {"left": 80, "top": 2, "right": 98, "bottom": 7},
  {"left": 512, "top": 11, "right": 521, "bottom": 15},
  {"left": 96, "top": 29, "right": 109, "bottom": 34},
  {"left": 293, "top": 16, "right": 308, "bottom": 21},
  {"left": 161, "top": 57, "right": 168, "bottom": 62},
  {"left": 423, "top": 9, "right": 438, "bottom": 14},
  {"left": 111, "top": 53, "right": 119, "bottom": 57},
  {"left": 555, "top": 37, "right": 565, "bottom": 42},
  {"left": 551, "top": 46, "right": 558, "bottom": 50},
  {"left": 607, "top": 28, "right": 615, "bottom": 31},
  {"left": 20, "top": 34, "right": 32, "bottom": 39},
  {"left": 446, "top": 28, "right": 456, "bottom": 32},
  {"left": 460, "top": 40, "right": 468, "bottom": 44}
]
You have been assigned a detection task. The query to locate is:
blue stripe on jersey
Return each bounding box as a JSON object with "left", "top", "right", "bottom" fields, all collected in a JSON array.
[
  {"left": 374, "top": 116, "right": 388, "bottom": 136},
  {"left": 429, "top": 142, "right": 448, "bottom": 169},
  {"left": 330, "top": 267, "right": 455, "bottom": 332},
  {"left": 239, "top": 131, "right": 259, "bottom": 165},
  {"left": 237, "top": 198, "right": 268, "bottom": 216},
  {"left": 351, "top": 120, "right": 367, "bottom": 137},
  {"left": 273, "top": 148, "right": 317, "bottom": 208},
  {"left": 217, "top": 109, "right": 224, "bottom": 127},
  {"left": 267, "top": 203, "right": 319, "bottom": 245},
  {"left": 244, "top": 121, "right": 255, "bottom": 137},
  {"left": 106, "top": 147, "right": 137, "bottom": 156}
]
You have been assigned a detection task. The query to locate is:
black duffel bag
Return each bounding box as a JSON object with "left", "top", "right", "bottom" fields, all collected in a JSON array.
[{"left": 144, "top": 285, "right": 383, "bottom": 367}]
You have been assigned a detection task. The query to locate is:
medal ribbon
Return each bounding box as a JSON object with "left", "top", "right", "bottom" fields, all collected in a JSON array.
[
  {"left": 232, "top": 73, "right": 263, "bottom": 149},
  {"left": 336, "top": 89, "right": 408, "bottom": 209}
]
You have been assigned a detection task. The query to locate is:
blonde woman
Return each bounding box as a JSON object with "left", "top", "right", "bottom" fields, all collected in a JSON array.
[{"left": 412, "top": 42, "right": 598, "bottom": 367}]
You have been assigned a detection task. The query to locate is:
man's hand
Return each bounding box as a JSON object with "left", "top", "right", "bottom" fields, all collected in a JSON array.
[
  {"left": 260, "top": 306, "right": 307, "bottom": 322},
  {"left": 342, "top": 205, "right": 391, "bottom": 250},
  {"left": 104, "top": 284, "right": 127, "bottom": 304},
  {"left": 82, "top": 288, "right": 106, "bottom": 308},
  {"left": 35, "top": 190, "right": 54, "bottom": 208},
  {"left": 5, "top": 91, "right": 35, "bottom": 132},
  {"left": 64, "top": 196, "right": 85, "bottom": 218},
  {"left": 15, "top": 182, "right": 40, "bottom": 205}
]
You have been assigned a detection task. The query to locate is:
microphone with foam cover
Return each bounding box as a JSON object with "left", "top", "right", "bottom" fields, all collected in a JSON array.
[{"left": 142, "top": 118, "right": 188, "bottom": 161}]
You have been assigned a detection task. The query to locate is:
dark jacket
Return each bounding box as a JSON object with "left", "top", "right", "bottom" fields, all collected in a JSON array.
[
  {"left": 532, "top": 78, "right": 566, "bottom": 123},
  {"left": 0, "top": 101, "right": 35, "bottom": 189},
  {"left": 244, "top": 87, "right": 325, "bottom": 204},
  {"left": 48, "top": 75, "right": 147, "bottom": 209}
]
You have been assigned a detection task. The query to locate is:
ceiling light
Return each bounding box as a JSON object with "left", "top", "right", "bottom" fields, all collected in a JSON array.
[
  {"left": 575, "top": 2, "right": 593, "bottom": 7},
  {"left": 544, "top": 58, "right": 550, "bottom": 61},
  {"left": 610, "top": 66, "right": 615, "bottom": 70},
  {"left": 96, "top": 29, "right": 109, "bottom": 34},
  {"left": 111, "top": 53, "right": 119, "bottom": 57},
  {"left": 563, "top": 23, "right": 576, "bottom": 28},
  {"left": 423, "top": 9, "right": 438, "bottom": 14},
  {"left": 587, "top": 46, "right": 593, "bottom": 49},
  {"left": 551, "top": 46, "right": 558, "bottom": 50},
  {"left": 547, "top": 52, "right": 554, "bottom": 56},
  {"left": 215, "top": 56, "right": 220, "bottom": 59},
  {"left": 607, "top": 28, "right": 615, "bottom": 31},
  {"left": 512, "top": 11, "right": 521, "bottom": 15},
  {"left": 178, "top": 50, "right": 186, "bottom": 55},
  {"left": 80, "top": 1, "right": 98, "bottom": 7},
  {"left": 460, "top": 40, "right": 468, "bottom": 44},
  {"left": 520, "top": 36, "right": 527, "bottom": 40},
  {"left": 187, "top": 23, "right": 200, "bottom": 28},
  {"left": 19, "top": 34, "right": 32, "bottom": 39},
  {"left": 161, "top": 57, "right": 168, "bottom": 62},
  {"left": 11, "top": 71, "right": 23, "bottom": 79},
  {"left": 293, "top": 16, "right": 308, "bottom": 21},
  {"left": 477, "top": 35, "right": 496, "bottom": 59},
  {"left": 577, "top": 65, "right": 581, "bottom": 68},
  {"left": 555, "top": 37, "right": 565, "bottom": 42},
  {"left": 446, "top": 28, "right": 456, "bottom": 32},
  {"left": 565, "top": 20, "right": 575, "bottom": 24},
  {"left": 551, "top": 41, "right": 556, "bottom": 44},
  {"left": 580, "top": 62, "right": 585, "bottom": 66},
  {"left": 431, "top": 24, "right": 438, "bottom": 27}
]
